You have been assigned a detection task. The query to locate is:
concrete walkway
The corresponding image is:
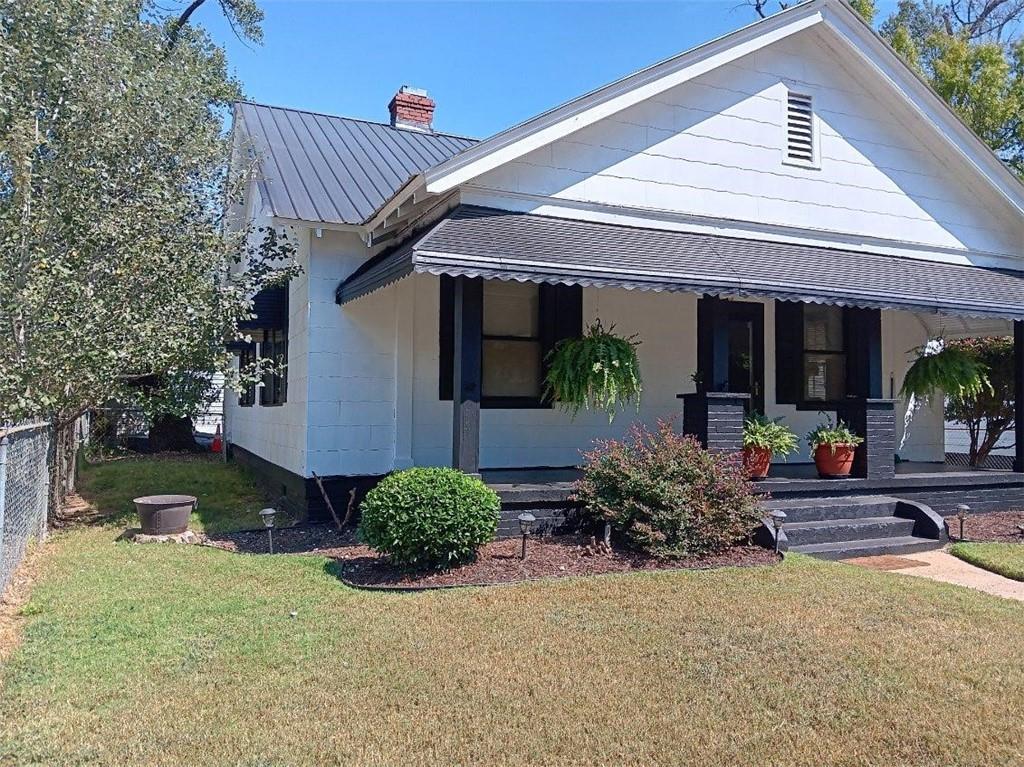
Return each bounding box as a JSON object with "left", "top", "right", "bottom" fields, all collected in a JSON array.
[{"left": 848, "top": 549, "right": 1024, "bottom": 602}]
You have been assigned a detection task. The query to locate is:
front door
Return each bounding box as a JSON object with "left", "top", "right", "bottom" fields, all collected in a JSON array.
[{"left": 697, "top": 298, "right": 765, "bottom": 414}]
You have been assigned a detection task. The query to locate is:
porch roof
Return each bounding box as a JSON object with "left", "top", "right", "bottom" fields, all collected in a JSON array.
[{"left": 336, "top": 206, "right": 1024, "bottom": 320}]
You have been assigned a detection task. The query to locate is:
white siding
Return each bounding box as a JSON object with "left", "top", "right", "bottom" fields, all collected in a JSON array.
[{"left": 469, "top": 26, "right": 1022, "bottom": 261}]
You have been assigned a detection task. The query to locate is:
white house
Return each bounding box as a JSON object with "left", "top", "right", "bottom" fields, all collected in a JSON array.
[{"left": 224, "top": 0, "right": 1024, "bottom": 555}]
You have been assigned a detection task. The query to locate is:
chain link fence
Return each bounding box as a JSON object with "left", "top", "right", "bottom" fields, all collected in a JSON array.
[
  {"left": 1, "top": 423, "right": 52, "bottom": 594},
  {"left": 944, "top": 419, "right": 1015, "bottom": 469}
]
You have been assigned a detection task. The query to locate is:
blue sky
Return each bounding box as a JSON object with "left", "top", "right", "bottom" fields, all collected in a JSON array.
[{"left": 197, "top": 0, "right": 899, "bottom": 139}]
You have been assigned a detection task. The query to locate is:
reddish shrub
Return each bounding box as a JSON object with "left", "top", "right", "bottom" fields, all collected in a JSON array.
[{"left": 573, "top": 420, "right": 761, "bottom": 558}]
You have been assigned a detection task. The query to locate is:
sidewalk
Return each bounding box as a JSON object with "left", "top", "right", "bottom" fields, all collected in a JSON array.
[{"left": 847, "top": 549, "right": 1024, "bottom": 602}]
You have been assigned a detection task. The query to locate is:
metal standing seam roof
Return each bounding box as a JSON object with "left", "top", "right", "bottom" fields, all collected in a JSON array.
[
  {"left": 235, "top": 101, "right": 478, "bottom": 226},
  {"left": 336, "top": 206, "right": 1024, "bottom": 320}
]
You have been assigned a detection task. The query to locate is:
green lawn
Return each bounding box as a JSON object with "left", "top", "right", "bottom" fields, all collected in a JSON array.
[
  {"left": 78, "top": 455, "right": 270, "bottom": 534},
  {"left": 950, "top": 541, "right": 1024, "bottom": 582},
  {"left": 3, "top": 459, "right": 1024, "bottom": 766}
]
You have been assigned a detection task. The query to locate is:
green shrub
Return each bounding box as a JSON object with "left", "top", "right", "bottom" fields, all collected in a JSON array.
[
  {"left": 574, "top": 420, "right": 761, "bottom": 558},
  {"left": 358, "top": 468, "right": 500, "bottom": 568}
]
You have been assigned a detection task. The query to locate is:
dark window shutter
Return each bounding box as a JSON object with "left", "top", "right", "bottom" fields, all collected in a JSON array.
[
  {"left": 438, "top": 275, "right": 454, "bottom": 401},
  {"left": 540, "top": 284, "right": 583, "bottom": 400},
  {"left": 843, "top": 307, "right": 881, "bottom": 400},
  {"left": 540, "top": 283, "right": 583, "bottom": 361},
  {"left": 554, "top": 284, "right": 583, "bottom": 343},
  {"left": 775, "top": 301, "right": 803, "bottom": 405},
  {"left": 240, "top": 284, "right": 287, "bottom": 331}
]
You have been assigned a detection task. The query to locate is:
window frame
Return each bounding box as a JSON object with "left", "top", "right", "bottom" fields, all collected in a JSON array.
[
  {"left": 776, "top": 302, "right": 858, "bottom": 411},
  {"left": 800, "top": 304, "right": 846, "bottom": 405},
  {"left": 259, "top": 327, "right": 288, "bottom": 407},
  {"left": 481, "top": 281, "right": 547, "bottom": 408},
  {"left": 438, "top": 277, "right": 582, "bottom": 410}
]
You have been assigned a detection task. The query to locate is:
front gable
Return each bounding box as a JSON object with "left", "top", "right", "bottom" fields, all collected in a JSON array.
[{"left": 467, "top": 24, "right": 1022, "bottom": 258}]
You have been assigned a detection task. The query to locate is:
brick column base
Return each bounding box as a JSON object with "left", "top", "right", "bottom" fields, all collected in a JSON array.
[
  {"left": 837, "top": 399, "right": 896, "bottom": 479},
  {"left": 682, "top": 392, "right": 749, "bottom": 454}
]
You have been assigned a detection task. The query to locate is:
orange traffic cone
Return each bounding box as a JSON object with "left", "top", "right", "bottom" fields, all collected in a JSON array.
[{"left": 212, "top": 423, "right": 223, "bottom": 453}]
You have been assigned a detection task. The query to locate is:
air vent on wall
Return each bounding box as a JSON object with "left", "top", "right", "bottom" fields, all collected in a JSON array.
[{"left": 786, "top": 92, "right": 815, "bottom": 165}]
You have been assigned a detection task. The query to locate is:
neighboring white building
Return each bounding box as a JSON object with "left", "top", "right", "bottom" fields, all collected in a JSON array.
[{"left": 224, "top": 0, "right": 1024, "bottom": 525}]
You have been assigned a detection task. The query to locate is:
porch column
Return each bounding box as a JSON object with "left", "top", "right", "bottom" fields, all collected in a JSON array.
[
  {"left": 1015, "top": 321, "right": 1024, "bottom": 473},
  {"left": 452, "top": 276, "right": 482, "bottom": 475}
]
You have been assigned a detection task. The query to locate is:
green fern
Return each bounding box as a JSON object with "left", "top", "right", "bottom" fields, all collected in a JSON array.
[
  {"left": 901, "top": 343, "right": 991, "bottom": 403},
  {"left": 544, "top": 319, "right": 642, "bottom": 422}
]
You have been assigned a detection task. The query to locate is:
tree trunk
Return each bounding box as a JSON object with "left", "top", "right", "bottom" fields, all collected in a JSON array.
[{"left": 148, "top": 414, "right": 200, "bottom": 453}]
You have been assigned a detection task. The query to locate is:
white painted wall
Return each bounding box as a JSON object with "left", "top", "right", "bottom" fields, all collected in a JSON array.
[
  {"left": 468, "top": 25, "right": 1022, "bottom": 263},
  {"left": 304, "top": 229, "right": 399, "bottom": 477},
  {"left": 229, "top": 229, "right": 946, "bottom": 474},
  {"left": 410, "top": 277, "right": 699, "bottom": 468},
  {"left": 405, "top": 276, "right": 944, "bottom": 469},
  {"left": 224, "top": 218, "right": 311, "bottom": 478}
]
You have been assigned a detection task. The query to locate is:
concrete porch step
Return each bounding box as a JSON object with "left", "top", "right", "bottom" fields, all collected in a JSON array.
[
  {"left": 790, "top": 535, "right": 945, "bottom": 561},
  {"left": 784, "top": 515, "right": 916, "bottom": 546},
  {"left": 762, "top": 494, "right": 899, "bottom": 523}
]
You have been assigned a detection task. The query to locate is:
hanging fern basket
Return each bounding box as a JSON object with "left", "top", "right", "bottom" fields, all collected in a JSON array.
[
  {"left": 543, "top": 319, "right": 642, "bottom": 422},
  {"left": 900, "top": 342, "right": 991, "bottom": 403}
]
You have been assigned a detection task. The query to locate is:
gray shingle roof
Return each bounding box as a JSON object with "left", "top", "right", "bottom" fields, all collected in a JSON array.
[
  {"left": 337, "top": 206, "right": 1024, "bottom": 320},
  {"left": 235, "top": 101, "right": 477, "bottom": 226}
]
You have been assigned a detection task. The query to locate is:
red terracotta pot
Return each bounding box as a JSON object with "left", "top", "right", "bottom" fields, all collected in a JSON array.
[
  {"left": 813, "top": 443, "right": 857, "bottom": 478},
  {"left": 743, "top": 446, "right": 773, "bottom": 480}
]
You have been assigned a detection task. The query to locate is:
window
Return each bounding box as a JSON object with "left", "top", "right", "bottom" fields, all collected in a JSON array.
[
  {"left": 438, "top": 277, "right": 583, "bottom": 407},
  {"left": 239, "top": 342, "right": 257, "bottom": 407},
  {"left": 776, "top": 303, "right": 881, "bottom": 407},
  {"left": 785, "top": 91, "right": 816, "bottom": 166},
  {"left": 801, "top": 304, "right": 845, "bottom": 402},
  {"left": 259, "top": 328, "right": 288, "bottom": 406},
  {"left": 482, "top": 281, "right": 543, "bottom": 400}
]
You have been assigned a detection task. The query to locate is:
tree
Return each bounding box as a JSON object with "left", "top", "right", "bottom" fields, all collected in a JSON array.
[
  {"left": 944, "top": 337, "right": 1016, "bottom": 466},
  {"left": 745, "top": 1, "right": 1024, "bottom": 176},
  {"left": 0, "top": 0, "right": 296, "bottom": 503}
]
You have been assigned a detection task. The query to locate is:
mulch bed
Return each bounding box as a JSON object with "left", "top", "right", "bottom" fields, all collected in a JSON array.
[
  {"left": 206, "top": 524, "right": 778, "bottom": 589},
  {"left": 944, "top": 511, "right": 1024, "bottom": 544}
]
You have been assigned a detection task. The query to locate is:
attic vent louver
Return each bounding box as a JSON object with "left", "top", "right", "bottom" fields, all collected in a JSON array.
[{"left": 786, "top": 92, "right": 815, "bottom": 165}]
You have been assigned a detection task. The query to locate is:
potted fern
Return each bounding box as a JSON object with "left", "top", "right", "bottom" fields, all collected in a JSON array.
[
  {"left": 806, "top": 416, "right": 864, "bottom": 478},
  {"left": 742, "top": 413, "right": 799, "bottom": 480},
  {"left": 544, "top": 320, "right": 642, "bottom": 422}
]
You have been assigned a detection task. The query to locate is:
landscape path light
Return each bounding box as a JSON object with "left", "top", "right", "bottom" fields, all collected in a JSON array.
[
  {"left": 259, "top": 507, "right": 279, "bottom": 554},
  {"left": 956, "top": 504, "right": 970, "bottom": 542},
  {"left": 517, "top": 512, "right": 536, "bottom": 560},
  {"left": 769, "top": 510, "right": 787, "bottom": 554}
]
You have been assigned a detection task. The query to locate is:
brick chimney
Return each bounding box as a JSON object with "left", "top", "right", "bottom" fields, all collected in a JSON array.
[{"left": 388, "top": 86, "right": 435, "bottom": 132}]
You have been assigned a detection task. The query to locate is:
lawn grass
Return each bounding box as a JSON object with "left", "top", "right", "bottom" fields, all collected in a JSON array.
[
  {"left": 3, "top": 458, "right": 1024, "bottom": 765},
  {"left": 950, "top": 541, "right": 1024, "bottom": 582},
  {"left": 78, "top": 455, "right": 270, "bottom": 534}
]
